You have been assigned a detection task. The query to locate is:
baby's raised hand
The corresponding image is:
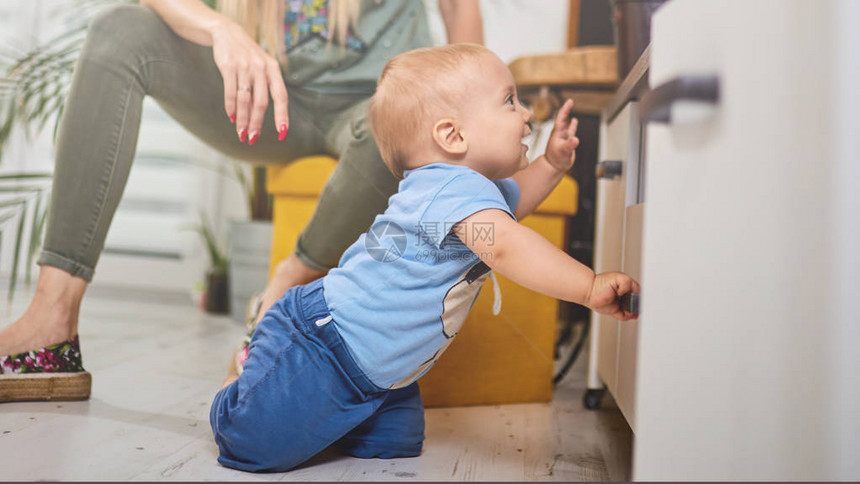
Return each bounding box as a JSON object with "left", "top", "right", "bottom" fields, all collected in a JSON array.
[
  {"left": 544, "top": 99, "right": 580, "bottom": 172},
  {"left": 587, "top": 271, "right": 641, "bottom": 321}
]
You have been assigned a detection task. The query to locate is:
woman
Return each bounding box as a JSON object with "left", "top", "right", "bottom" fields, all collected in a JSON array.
[{"left": 0, "top": 0, "right": 482, "bottom": 402}]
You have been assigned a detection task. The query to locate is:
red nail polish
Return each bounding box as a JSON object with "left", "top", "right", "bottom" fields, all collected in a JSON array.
[
  {"left": 229, "top": 114, "right": 236, "bottom": 124},
  {"left": 239, "top": 129, "right": 247, "bottom": 142},
  {"left": 248, "top": 132, "right": 259, "bottom": 146},
  {"left": 278, "top": 124, "right": 287, "bottom": 141}
]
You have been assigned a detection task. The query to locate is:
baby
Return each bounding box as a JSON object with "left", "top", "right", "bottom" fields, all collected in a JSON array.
[{"left": 210, "top": 43, "right": 640, "bottom": 472}]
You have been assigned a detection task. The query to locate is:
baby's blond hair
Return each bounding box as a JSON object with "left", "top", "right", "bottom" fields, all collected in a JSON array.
[{"left": 368, "top": 43, "right": 493, "bottom": 179}]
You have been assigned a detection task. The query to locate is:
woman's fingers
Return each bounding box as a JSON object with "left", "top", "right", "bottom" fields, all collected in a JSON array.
[
  {"left": 235, "top": 67, "right": 253, "bottom": 142},
  {"left": 221, "top": 62, "right": 237, "bottom": 124},
  {"left": 267, "top": 60, "right": 290, "bottom": 141},
  {"left": 247, "top": 66, "right": 269, "bottom": 146}
]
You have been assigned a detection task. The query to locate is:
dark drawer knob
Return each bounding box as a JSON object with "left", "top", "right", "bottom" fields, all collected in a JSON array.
[{"left": 596, "top": 160, "right": 623, "bottom": 179}]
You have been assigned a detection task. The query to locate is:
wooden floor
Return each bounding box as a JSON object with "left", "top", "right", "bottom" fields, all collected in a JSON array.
[{"left": 0, "top": 284, "right": 633, "bottom": 481}]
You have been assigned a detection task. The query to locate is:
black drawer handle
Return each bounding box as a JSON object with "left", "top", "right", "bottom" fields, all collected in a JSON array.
[
  {"left": 620, "top": 292, "right": 640, "bottom": 316},
  {"left": 596, "top": 160, "right": 623, "bottom": 179},
  {"left": 640, "top": 75, "right": 720, "bottom": 124}
]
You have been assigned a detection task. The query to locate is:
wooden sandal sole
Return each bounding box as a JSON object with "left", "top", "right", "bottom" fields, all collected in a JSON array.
[{"left": 0, "top": 371, "right": 91, "bottom": 403}]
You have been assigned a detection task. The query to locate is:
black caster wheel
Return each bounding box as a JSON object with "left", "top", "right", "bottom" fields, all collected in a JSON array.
[{"left": 583, "top": 388, "right": 605, "bottom": 410}]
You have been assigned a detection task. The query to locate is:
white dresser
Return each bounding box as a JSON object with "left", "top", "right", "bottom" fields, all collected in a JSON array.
[
  {"left": 585, "top": 46, "right": 650, "bottom": 432},
  {"left": 587, "top": 0, "right": 860, "bottom": 479}
]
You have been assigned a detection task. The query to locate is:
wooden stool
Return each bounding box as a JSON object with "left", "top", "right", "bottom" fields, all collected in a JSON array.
[
  {"left": 509, "top": 46, "right": 618, "bottom": 125},
  {"left": 266, "top": 156, "right": 337, "bottom": 280}
]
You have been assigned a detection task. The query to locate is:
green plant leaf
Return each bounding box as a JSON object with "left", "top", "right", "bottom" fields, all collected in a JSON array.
[
  {"left": 26, "top": 191, "right": 45, "bottom": 285},
  {"left": 181, "top": 210, "right": 229, "bottom": 271},
  {"left": 8, "top": 199, "right": 27, "bottom": 304}
]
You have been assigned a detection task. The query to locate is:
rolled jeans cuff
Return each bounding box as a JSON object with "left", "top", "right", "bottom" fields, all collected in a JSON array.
[{"left": 37, "top": 250, "right": 96, "bottom": 283}]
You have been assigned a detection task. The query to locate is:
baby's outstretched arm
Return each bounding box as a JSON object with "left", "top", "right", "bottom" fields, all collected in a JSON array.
[
  {"left": 455, "top": 208, "right": 639, "bottom": 320},
  {"left": 511, "top": 99, "right": 579, "bottom": 219}
]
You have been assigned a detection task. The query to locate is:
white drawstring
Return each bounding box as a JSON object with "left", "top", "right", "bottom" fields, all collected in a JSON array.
[{"left": 489, "top": 271, "right": 502, "bottom": 316}]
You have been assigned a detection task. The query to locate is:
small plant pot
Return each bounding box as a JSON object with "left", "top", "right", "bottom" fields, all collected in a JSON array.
[{"left": 205, "top": 268, "right": 230, "bottom": 315}]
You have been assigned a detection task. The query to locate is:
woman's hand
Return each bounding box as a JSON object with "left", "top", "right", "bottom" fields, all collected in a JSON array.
[
  {"left": 544, "top": 99, "right": 580, "bottom": 172},
  {"left": 210, "top": 21, "right": 289, "bottom": 145}
]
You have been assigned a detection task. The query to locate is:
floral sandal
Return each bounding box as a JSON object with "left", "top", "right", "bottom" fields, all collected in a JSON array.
[{"left": 0, "top": 335, "right": 92, "bottom": 403}]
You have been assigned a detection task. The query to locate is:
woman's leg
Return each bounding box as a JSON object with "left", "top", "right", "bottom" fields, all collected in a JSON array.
[{"left": 0, "top": 5, "right": 324, "bottom": 356}]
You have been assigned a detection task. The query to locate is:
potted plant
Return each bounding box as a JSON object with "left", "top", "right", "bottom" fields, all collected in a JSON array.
[{"left": 187, "top": 211, "right": 230, "bottom": 314}]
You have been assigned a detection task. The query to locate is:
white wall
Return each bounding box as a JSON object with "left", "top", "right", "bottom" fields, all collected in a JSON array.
[{"left": 425, "top": 0, "right": 569, "bottom": 63}]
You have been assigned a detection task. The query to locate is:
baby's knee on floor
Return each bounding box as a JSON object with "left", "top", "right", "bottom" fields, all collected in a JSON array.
[{"left": 337, "top": 439, "right": 424, "bottom": 460}]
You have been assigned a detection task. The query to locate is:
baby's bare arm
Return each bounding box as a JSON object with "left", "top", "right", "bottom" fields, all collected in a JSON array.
[
  {"left": 456, "top": 208, "right": 640, "bottom": 319},
  {"left": 455, "top": 209, "right": 595, "bottom": 305},
  {"left": 510, "top": 155, "right": 566, "bottom": 219},
  {"left": 510, "top": 99, "right": 580, "bottom": 219}
]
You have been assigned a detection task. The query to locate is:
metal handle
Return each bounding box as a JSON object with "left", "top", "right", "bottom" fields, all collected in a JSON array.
[
  {"left": 639, "top": 75, "right": 720, "bottom": 124},
  {"left": 620, "top": 292, "right": 640, "bottom": 316},
  {"left": 596, "top": 160, "right": 623, "bottom": 179}
]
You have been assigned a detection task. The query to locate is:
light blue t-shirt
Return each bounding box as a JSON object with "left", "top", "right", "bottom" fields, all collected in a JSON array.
[{"left": 323, "top": 163, "right": 520, "bottom": 389}]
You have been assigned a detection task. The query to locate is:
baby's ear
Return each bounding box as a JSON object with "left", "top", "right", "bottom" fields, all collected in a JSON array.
[{"left": 432, "top": 119, "right": 468, "bottom": 155}]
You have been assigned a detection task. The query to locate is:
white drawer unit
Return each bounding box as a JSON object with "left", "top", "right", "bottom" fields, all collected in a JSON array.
[
  {"left": 586, "top": 0, "right": 860, "bottom": 480},
  {"left": 585, "top": 89, "right": 647, "bottom": 431}
]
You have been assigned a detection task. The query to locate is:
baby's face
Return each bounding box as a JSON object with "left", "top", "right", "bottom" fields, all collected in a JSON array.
[{"left": 459, "top": 53, "right": 533, "bottom": 180}]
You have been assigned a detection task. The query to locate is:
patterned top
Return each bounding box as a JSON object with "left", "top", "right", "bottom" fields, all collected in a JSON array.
[{"left": 284, "top": 0, "right": 365, "bottom": 52}]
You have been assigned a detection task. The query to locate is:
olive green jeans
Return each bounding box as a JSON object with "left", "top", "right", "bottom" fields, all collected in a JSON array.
[{"left": 37, "top": 5, "right": 399, "bottom": 281}]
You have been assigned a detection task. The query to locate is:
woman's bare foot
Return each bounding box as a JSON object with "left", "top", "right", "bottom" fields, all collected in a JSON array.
[
  {"left": 220, "top": 374, "right": 239, "bottom": 389},
  {"left": 0, "top": 266, "right": 87, "bottom": 356},
  {"left": 252, "top": 254, "right": 326, "bottom": 326}
]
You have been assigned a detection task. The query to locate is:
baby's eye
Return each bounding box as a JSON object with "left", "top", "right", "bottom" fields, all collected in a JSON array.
[{"left": 505, "top": 95, "right": 514, "bottom": 105}]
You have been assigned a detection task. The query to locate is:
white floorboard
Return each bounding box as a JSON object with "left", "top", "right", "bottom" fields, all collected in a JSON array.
[{"left": 0, "top": 284, "right": 632, "bottom": 481}]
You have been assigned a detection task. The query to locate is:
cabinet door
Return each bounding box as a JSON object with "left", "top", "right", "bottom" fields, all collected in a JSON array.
[
  {"left": 593, "top": 103, "right": 640, "bottom": 394},
  {"left": 592, "top": 177, "right": 623, "bottom": 393},
  {"left": 615, "top": 202, "right": 644, "bottom": 430}
]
